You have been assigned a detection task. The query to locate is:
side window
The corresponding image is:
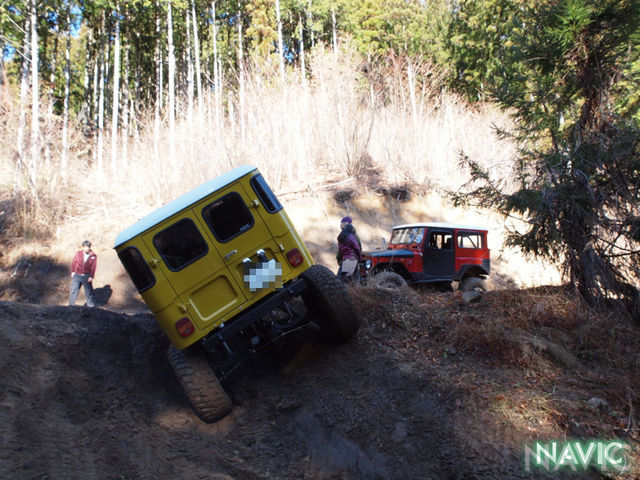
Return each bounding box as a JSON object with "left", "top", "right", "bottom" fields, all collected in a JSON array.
[
  {"left": 457, "top": 232, "right": 484, "bottom": 249},
  {"left": 118, "top": 247, "right": 155, "bottom": 292},
  {"left": 153, "top": 219, "right": 208, "bottom": 271},
  {"left": 202, "top": 192, "right": 254, "bottom": 243},
  {"left": 250, "top": 174, "right": 282, "bottom": 213},
  {"left": 428, "top": 231, "right": 453, "bottom": 250}
]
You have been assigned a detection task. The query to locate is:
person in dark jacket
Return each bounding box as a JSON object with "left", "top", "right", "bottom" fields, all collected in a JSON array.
[
  {"left": 69, "top": 240, "right": 97, "bottom": 307},
  {"left": 337, "top": 216, "right": 361, "bottom": 283}
]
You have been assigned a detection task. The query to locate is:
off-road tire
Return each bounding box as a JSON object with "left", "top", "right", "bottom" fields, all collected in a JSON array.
[
  {"left": 301, "top": 264, "right": 360, "bottom": 343},
  {"left": 369, "top": 271, "right": 407, "bottom": 289},
  {"left": 459, "top": 276, "right": 488, "bottom": 292},
  {"left": 167, "top": 345, "right": 232, "bottom": 423}
]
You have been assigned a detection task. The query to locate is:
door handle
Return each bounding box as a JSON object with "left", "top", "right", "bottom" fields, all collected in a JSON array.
[{"left": 225, "top": 249, "right": 238, "bottom": 261}]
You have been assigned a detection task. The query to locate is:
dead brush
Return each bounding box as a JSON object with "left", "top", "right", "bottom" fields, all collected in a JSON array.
[
  {"left": 571, "top": 310, "right": 640, "bottom": 370},
  {"left": 349, "top": 285, "right": 422, "bottom": 331},
  {"left": 444, "top": 315, "right": 530, "bottom": 367},
  {"left": 489, "top": 287, "right": 581, "bottom": 331},
  {"left": 422, "top": 289, "right": 580, "bottom": 370},
  {"left": 4, "top": 192, "right": 66, "bottom": 241},
  {"left": 505, "top": 287, "right": 640, "bottom": 372}
]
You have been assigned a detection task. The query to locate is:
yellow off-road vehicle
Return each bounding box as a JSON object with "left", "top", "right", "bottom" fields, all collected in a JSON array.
[{"left": 114, "top": 165, "right": 359, "bottom": 422}]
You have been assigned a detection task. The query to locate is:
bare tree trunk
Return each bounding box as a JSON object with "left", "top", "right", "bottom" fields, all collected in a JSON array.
[
  {"left": 154, "top": 1, "right": 162, "bottom": 160},
  {"left": 0, "top": 57, "right": 7, "bottom": 107},
  {"left": 97, "top": 15, "right": 106, "bottom": 172},
  {"left": 61, "top": 1, "right": 72, "bottom": 181},
  {"left": 29, "top": 0, "right": 40, "bottom": 196},
  {"left": 407, "top": 61, "right": 418, "bottom": 130},
  {"left": 186, "top": 7, "right": 194, "bottom": 121},
  {"left": 331, "top": 6, "right": 338, "bottom": 55},
  {"left": 299, "top": 15, "right": 306, "bottom": 85},
  {"left": 111, "top": 0, "right": 121, "bottom": 176},
  {"left": 211, "top": 1, "right": 222, "bottom": 134},
  {"left": 228, "top": 91, "right": 235, "bottom": 140},
  {"left": 167, "top": 0, "right": 176, "bottom": 163},
  {"left": 81, "top": 32, "right": 93, "bottom": 129},
  {"left": 307, "top": 2, "right": 314, "bottom": 48},
  {"left": 275, "top": 0, "right": 285, "bottom": 83},
  {"left": 92, "top": 35, "right": 99, "bottom": 136},
  {"left": 16, "top": 15, "right": 31, "bottom": 190},
  {"left": 45, "top": 28, "right": 59, "bottom": 171},
  {"left": 191, "top": 0, "right": 202, "bottom": 116},
  {"left": 121, "top": 41, "right": 131, "bottom": 169},
  {"left": 237, "top": 7, "right": 245, "bottom": 142}
]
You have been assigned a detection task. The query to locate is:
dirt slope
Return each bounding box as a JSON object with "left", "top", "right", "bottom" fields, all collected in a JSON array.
[{"left": 0, "top": 293, "right": 607, "bottom": 480}]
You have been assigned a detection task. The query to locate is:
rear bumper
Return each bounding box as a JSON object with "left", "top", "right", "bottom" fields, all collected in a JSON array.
[{"left": 200, "top": 277, "right": 309, "bottom": 378}]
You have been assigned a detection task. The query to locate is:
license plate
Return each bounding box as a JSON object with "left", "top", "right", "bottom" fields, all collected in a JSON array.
[{"left": 243, "top": 259, "right": 283, "bottom": 292}]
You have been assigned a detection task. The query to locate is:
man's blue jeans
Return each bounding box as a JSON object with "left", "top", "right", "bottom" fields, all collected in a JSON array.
[{"left": 69, "top": 273, "right": 95, "bottom": 307}]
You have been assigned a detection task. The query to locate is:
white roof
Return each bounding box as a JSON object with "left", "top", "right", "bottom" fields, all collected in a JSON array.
[
  {"left": 114, "top": 165, "right": 257, "bottom": 248},
  {"left": 393, "top": 222, "right": 487, "bottom": 231}
]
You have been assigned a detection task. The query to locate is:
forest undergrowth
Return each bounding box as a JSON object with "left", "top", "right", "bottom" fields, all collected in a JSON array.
[{"left": 350, "top": 284, "right": 640, "bottom": 477}]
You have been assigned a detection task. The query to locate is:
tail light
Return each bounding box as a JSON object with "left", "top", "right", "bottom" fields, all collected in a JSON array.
[
  {"left": 286, "top": 248, "right": 304, "bottom": 267},
  {"left": 175, "top": 317, "right": 195, "bottom": 337}
]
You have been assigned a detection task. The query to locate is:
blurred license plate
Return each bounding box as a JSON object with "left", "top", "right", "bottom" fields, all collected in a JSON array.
[{"left": 243, "top": 259, "right": 283, "bottom": 292}]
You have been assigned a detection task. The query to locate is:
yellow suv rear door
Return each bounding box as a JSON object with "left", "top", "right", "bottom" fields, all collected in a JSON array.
[
  {"left": 142, "top": 211, "right": 246, "bottom": 330},
  {"left": 194, "top": 183, "right": 291, "bottom": 302}
]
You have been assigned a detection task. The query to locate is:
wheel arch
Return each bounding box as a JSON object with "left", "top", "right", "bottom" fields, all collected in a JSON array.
[
  {"left": 372, "top": 262, "right": 412, "bottom": 281},
  {"left": 457, "top": 265, "right": 489, "bottom": 282}
]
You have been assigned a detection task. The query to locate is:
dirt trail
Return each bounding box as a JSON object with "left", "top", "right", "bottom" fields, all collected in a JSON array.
[{"left": 0, "top": 297, "right": 594, "bottom": 480}]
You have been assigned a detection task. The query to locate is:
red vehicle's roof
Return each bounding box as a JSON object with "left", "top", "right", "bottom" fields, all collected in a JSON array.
[{"left": 393, "top": 222, "right": 488, "bottom": 232}]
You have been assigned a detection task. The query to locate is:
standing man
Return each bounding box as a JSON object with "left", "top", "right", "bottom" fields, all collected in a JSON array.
[{"left": 69, "top": 240, "right": 97, "bottom": 307}]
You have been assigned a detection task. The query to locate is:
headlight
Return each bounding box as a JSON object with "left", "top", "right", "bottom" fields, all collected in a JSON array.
[{"left": 365, "top": 259, "right": 372, "bottom": 270}]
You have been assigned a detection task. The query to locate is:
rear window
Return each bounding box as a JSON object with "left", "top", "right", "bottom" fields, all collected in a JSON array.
[
  {"left": 457, "top": 231, "right": 484, "bottom": 249},
  {"left": 118, "top": 247, "right": 155, "bottom": 292},
  {"left": 250, "top": 174, "right": 282, "bottom": 213},
  {"left": 153, "top": 219, "right": 208, "bottom": 271},
  {"left": 202, "top": 192, "right": 254, "bottom": 243}
]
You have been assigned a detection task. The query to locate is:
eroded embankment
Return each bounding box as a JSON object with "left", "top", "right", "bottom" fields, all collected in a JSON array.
[{"left": 0, "top": 298, "right": 591, "bottom": 479}]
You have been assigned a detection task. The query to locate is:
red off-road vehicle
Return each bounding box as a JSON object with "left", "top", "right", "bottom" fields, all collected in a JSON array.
[{"left": 360, "top": 223, "right": 490, "bottom": 290}]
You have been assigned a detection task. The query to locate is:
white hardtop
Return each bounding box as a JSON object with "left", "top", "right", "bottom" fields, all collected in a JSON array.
[
  {"left": 114, "top": 165, "right": 257, "bottom": 248},
  {"left": 392, "top": 222, "right": 488, "bottom": 232}
]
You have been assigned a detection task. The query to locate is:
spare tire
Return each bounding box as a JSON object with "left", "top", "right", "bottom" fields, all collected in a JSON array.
[
  {"left": 301, "top": 264, "right": 360, "bottom": 343},
  {"left": 167, "top": 345, "right": 232, "bottom": 423}
]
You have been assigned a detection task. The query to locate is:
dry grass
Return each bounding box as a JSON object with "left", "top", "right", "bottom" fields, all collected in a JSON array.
[
  {"left": 350, "top": 283, "right": 640, "bottom": 472},
  {"left": 0, "top": 44, "right": 516, "bottom": 241}
]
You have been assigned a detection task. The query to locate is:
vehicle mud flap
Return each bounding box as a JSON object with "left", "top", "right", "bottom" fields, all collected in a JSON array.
[{"left": 300, "top": 264, "right": 360, "bottom": 343}]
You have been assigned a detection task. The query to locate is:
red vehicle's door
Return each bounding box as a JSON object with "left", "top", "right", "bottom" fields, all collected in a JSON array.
[{"left": 423, "top": 229, "right": 455, "bottom": 278}]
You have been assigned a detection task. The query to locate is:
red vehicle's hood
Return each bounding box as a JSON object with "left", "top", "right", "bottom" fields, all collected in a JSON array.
[{"left": 362, "top": 248, "right": 415, "bottom": 259}]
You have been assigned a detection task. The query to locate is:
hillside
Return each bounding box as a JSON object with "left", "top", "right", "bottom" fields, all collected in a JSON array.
[
  {"left": 3, "top": 286, "right": 635, "bottom": 480},
  {"left": 0, "top": 187, "right": 638, "bottom": 479}
]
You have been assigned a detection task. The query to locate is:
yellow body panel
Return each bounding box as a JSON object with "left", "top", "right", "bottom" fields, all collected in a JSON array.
[{"left": 114, "top": 166, "right": 313, "bottom": 350}]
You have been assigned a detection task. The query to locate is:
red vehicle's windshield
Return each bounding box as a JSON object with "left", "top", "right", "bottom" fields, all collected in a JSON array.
[{"left": 390, "top": 227, "right": 425, "bottom": 245}]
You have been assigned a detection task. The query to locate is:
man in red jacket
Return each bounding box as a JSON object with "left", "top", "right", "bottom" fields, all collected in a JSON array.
[{"left": 69, "top": 240, "right": 97, "bottom": 307}]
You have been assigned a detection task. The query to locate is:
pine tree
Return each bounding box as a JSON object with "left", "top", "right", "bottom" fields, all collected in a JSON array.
[{"left": 457, "top": 0, "right": 640, "bottom": 318}]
